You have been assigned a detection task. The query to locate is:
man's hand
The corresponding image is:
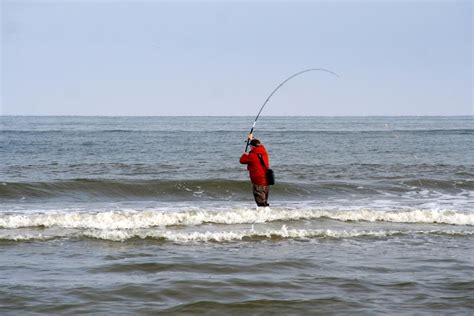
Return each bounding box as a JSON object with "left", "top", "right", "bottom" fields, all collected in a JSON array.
[
  {"left": 242, "top": 152, "right": 248, "bottom": 155},
  {"left": 247, "top": 133, "right": 254, "bottom": 140}
]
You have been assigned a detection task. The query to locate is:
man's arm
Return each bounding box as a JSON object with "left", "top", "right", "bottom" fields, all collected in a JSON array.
[
  {"left": 240, "top": 133, "right": 254, "bottom": 164},
  {"left": 240, "top": 152, "right": 250, "bottom": 164}
]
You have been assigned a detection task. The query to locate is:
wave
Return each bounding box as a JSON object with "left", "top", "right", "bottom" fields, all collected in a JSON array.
[
  {"left": 402, "top": 179, "right": 474, "bottom": 190},
  {"left": 84, "top": 226, "right": 474, "bottom": 242},
  {"left": 1, "top": 208, "right": 473, "bottom": 230},
  {"left": 1, "top": 226, "right": 473, "bottom": 242},
  {"left": 1, "top": 178, "right": 472, "bottom": 201},
  {"left": 0, "top": 179, "right": 365, "bottom": 201},
  {"left": 0, "top": 179, "right": 254, "bottom": 201}
]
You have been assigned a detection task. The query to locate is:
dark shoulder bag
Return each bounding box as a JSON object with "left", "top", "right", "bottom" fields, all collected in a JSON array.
[{"left": 257, "top": 154, "right": 275, "bottom": 185}]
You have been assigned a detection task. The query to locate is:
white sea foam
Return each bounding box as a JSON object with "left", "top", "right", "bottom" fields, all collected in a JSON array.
[
  {"left": 83, "top": 227, "right": 406, "bottom": 242},
  {"left": 0, "top": 232, "right": 58, "bottom": 241},
  {"left": 1, "top": 226, "right": 473, "bottom": 242},
  {"left": 0, "top": 207, "right": 473, "bottom": 230}
]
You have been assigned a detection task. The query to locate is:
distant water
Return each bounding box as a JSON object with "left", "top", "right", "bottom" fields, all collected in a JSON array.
[{"left": 1, "top": 116, "right": 473, "bottom": 314}]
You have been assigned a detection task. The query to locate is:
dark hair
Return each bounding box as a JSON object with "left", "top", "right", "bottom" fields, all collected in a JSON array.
[{"left": 250, "top": 139, "right": 261, "bottom": 147}]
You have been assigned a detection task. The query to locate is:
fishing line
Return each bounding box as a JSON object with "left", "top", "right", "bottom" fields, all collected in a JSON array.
[{"left": 245, "top": 68, "right": 340, "bottom": 152}]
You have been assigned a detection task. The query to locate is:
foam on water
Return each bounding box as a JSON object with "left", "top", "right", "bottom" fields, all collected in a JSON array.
[
  {"left": 1, "top": 226, "right": 473, "bottom": 242},
  {"left": 82, "top": 226, "right": 474, "bottom": 242},
  {"left": 0, "top": 207, "right": 473, "bottom": 230}
]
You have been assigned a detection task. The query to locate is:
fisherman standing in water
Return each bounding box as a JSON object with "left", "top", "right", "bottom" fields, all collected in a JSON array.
[
  {"left": 240, "top": 134, "right": 270, "bottom": 207},
  {"left": 239, "top": 69, "right": 336, "bottom": 207}
]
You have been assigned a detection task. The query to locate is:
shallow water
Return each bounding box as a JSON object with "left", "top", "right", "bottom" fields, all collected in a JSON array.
[{"left": 1, "top": 116, "right": 473, "bottom": 314}]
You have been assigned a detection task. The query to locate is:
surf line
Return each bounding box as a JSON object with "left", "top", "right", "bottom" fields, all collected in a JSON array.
[{"left": 244, "top": 68, "right": 340, "bottom": 152}]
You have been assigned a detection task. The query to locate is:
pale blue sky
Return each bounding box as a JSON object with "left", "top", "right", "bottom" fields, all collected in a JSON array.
[{"left": 1, "top": 0, "right": 473, "bottom": 116}]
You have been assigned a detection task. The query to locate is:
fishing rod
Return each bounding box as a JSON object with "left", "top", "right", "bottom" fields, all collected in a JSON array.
[{"left": 244, "top": 68, "right": 340, "bottom": 152}]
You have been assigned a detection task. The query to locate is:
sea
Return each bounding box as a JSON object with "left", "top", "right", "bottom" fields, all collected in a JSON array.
[{"left": 1, "top": 116, "right": 473, "bottom": 314}]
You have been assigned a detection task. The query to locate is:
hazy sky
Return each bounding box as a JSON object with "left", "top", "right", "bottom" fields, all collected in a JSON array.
[{"left": 1, "top": 0, "right": 472, "bottom": 116}]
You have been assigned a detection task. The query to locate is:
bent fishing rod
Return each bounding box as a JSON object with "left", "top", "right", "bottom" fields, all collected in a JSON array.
[{"left": 244, "top": 68, "right": 340, "bottom": 152}]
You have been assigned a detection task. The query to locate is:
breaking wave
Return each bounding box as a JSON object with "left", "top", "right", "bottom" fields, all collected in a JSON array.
[
  {"left": 1, "top": 226, "right": 473, "bottom": 242},
  {"left": 1, "top": 207, "right": 473, "bottom": 230}
]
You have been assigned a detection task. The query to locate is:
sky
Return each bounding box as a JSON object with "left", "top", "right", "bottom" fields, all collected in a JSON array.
[{"left": 1, "top": 0, "right": 473, "bottom": 116}]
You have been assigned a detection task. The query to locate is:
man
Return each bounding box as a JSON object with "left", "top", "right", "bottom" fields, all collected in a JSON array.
[{"left": 239, "top": 134, "right": 270, "bottom": 207}]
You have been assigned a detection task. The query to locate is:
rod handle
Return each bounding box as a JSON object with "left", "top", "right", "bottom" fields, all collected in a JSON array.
[{"left": 244, "top": 127, "right": 254, "bottom": 152}]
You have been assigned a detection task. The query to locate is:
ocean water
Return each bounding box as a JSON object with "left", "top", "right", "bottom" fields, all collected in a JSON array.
[{"left": 1, "top": 116, "right": 473, "bottom": 314}]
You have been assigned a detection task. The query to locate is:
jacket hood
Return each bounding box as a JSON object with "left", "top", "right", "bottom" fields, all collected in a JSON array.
[{"left": 250, "top": 145, "right": 267, "bottom": 154}]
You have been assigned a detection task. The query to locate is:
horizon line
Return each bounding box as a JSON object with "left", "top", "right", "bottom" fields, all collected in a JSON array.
[{"left": 1, "top": 114, "right": 473, "bottom": 118}]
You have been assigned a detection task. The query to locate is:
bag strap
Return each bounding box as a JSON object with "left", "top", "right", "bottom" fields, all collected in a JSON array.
[{"left": 257, "top": 154, "right": 268, "bottom": 170}]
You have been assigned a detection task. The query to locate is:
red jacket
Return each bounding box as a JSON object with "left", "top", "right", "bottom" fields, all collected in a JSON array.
[{"left": 239, "top": 145, "right": 270, "bottom": 186}]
